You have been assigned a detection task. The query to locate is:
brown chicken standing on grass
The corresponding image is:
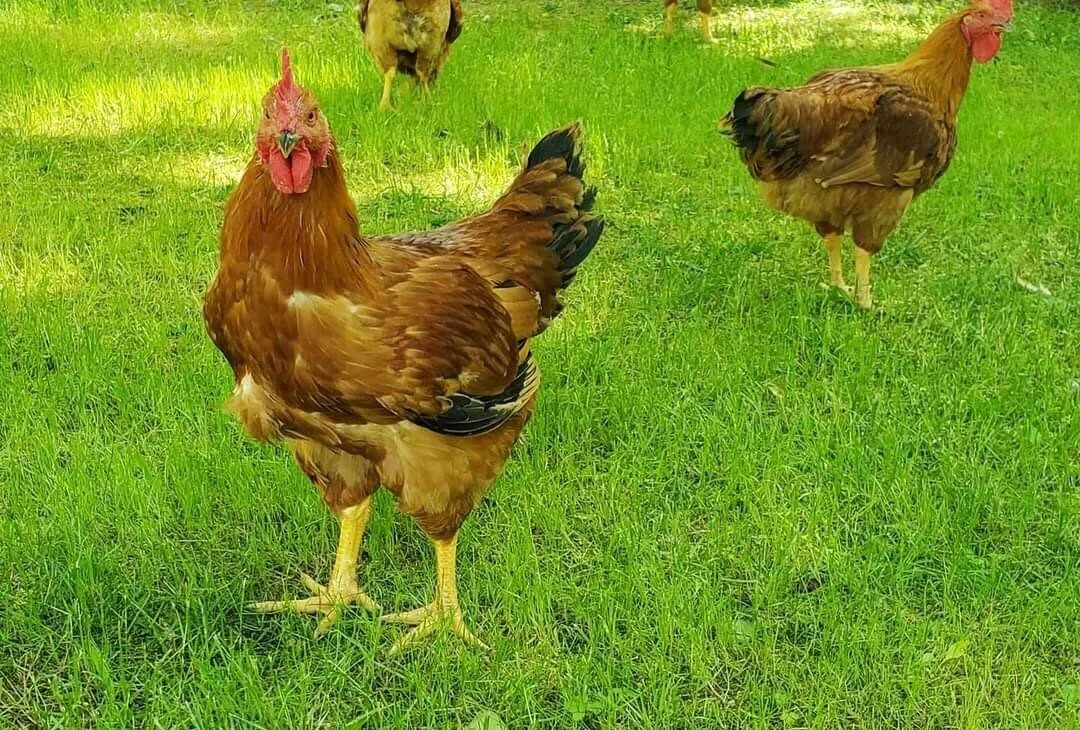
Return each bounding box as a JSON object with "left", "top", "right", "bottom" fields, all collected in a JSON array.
[
  {"left": 723, "top": 0, "right": 1013, "bottom": 308},
  {"left": 360, "top": 0, "right": 464, "bottom": 111},
  {"left": 664, "top": 0, "right": 716, "bottom": 44},
  {"left": 203, "top": 50, "right": 604, "bottom": 652}
]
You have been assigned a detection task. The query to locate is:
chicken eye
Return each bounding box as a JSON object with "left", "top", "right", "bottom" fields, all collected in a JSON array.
[{"left": 307, "top": 110, "right": 318, "bottom": 125}]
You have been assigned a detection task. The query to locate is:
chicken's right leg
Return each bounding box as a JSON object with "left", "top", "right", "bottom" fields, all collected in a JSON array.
[
  {"left": 379, "top": 67, "right": 396, "bottom": 111},
  {"left": 823, "top": 234, "right": 853, "bottom": 296},
  {"left": 698, "top": 14, "right": 716, "bottom": 43},
  {"left": 252, "top": 497, "right": 380, "bottom": 637},
  {"left": 384, "top": 533, "right": 487, "bottom": 655}
]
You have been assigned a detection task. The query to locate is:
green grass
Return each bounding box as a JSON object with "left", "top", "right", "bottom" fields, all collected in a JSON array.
[{"left": 1, "top": 0, "right": 1078, "bottom": 726}]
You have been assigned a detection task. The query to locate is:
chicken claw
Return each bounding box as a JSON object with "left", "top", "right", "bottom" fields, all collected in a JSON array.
[
  {"left": 384, "top": 602, "right": 488, "bottom": 655},
  {"left": 384, "top": 534, "right": 488, "bottom": 655},
  {"left": 251, "top": 572, "right": 380, "bottom": 638},
  {"left": 250, "top": 500, "right": 379, "bottom": 638}
]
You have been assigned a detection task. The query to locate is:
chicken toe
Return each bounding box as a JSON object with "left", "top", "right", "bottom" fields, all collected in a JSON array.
[
  {"left": 251, "top": 572, "right": 380, "bottom": 637},
  {"left": 385, "top": 602, "right": 487, "bottom": 655}
]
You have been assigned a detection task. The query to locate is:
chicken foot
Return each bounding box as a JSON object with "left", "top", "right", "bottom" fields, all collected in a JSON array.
[
  {"left": 384, "top": 533, "right": 488, "bottom": 654},
  {"left": 251, "top": 498, "right": 380, "bottom": 637}
]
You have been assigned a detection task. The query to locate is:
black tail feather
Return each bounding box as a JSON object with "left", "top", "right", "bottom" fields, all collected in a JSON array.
[
  {"left": 410, "top": 354, "right": 538, "bottom": 436},
  {"left": 527, "top": 124, "right": 586, "bottom": 180},
  {"left": 724, "top": 88, "right": 802, "bottom": 180},
  {"left": 724, "top": 88, "right": 766, "bottom": 152},
  {"left": 525, "top": 122, "right": 605, "bottom": 293},
  {"left": 556, "top": 217, "right": 604, "bottom": 273}
]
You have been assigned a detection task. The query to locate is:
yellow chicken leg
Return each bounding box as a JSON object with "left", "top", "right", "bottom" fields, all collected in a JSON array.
[
  {"left": 854, "top": 247, "right": 873, "bottom": 309},
  {"left": 384, "top": 534, "right": 488, "bottom": 655},
  {"left": 251, "top": 498, "right": 380, "bottom": 637},
  {"left": 699, "top": 11, "right": 717, "bottom": 43},
  {"left": 823, "top": 234, "right": 853, "bottom": 297},
  {"left": 379, "top": 67, "right": 396, "bottom": 111}
]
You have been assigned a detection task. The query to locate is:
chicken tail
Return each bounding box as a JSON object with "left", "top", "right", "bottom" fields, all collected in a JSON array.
[
  {"left": 490, "top": 122, "right": 605, "bottom": 329},
  {"left": 722, "top": 87, "right": 802, "bottom": 181}
]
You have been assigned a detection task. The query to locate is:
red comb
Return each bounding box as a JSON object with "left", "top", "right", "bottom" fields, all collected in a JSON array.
[
  {"left": 990, "top": 0, "right": 1013, "bottom": 17},
  {"left": 274, "top": 48, "right": 299, "bottom": 115}
]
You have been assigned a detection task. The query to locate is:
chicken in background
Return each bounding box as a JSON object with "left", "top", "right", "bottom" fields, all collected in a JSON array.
[
  {"left": 359, "top": 0, "right": 464, "bottom": 110},
  {"left": 203, "top": 50, "right": 604, "bottom": 653},
  {"left": 665, "top": 0, "right": 716, "bottom": 44},
  {"left": 723, "top": 0, "right": 1013, "bottom": 308}
]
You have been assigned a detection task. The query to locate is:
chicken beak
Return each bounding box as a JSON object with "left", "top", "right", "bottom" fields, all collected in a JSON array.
[
  {"left": 277, "top": 131, "right": 299, "bottom": 158},
  {"left": 994, "top": 19, "right": 1014, "bottom": 32}
]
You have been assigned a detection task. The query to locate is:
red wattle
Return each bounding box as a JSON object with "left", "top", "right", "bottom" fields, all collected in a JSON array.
[
  {"left": 266, "top": 144, "right": 316, "bottom": 195},
  {"left": 268, "top": 147, "right": 294, "bottom": 194},
  {"left": 972, "top": 33, "right": 1002, "bottom": 63},
  {"left": 290, "top": 145, "right": 314, "bottom": 194}
]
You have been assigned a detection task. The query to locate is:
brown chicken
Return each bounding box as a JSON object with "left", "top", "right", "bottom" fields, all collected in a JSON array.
[
  {"left": 723, "top": 0, "right": 1012, "bottom": 308},
  {"left": 203, "top": 50, "right": 604, "bottom": 652},
  {"left": 664, "top": 0, "right": 715, "bottom": 43},
  {"left": 360, "top": 0, "right": 464, "bottom": 111}
]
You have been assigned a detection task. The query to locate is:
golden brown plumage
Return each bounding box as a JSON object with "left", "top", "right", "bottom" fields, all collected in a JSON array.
[
  {"left": 359, "top": 0, "right": 464, "bottom": 110},
  {"left": 203, "top": 51, "right": 604, "bottom": 650},
  {"left": 664, "top": 0, "right": 714, "bottom": 42},
  {"left": 723, "top": 0, "right": 1013, "bottom": 307}
]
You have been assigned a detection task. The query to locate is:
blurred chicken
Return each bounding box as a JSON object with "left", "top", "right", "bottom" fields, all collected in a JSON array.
[
  {"left": 723, "top": 0, "right": 1012, "bottom": 308},
  {"left": 665, "top": 0, "right": 715, "bottom": 43},
  {"left": 203, "top": 50, "right": 604, "bottom": 652},
  {"left": 360, "top": 0, "right": 464, "bottom": 110}
]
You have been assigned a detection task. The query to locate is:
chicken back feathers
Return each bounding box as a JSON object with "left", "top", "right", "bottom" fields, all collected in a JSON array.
[
  {"left": 727, "top": 71, "right": 956, "bottom": 193},
  {"left": 379, "top": 125, "right": 603, "bottom": 329}
]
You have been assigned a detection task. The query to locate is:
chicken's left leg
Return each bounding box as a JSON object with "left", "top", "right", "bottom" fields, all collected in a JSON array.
[
  {"left": 823, "top": 234, "right": 853, "bottom": 296},
  {"left": 251, "top": 497, "right": 380, "bottom": 637},
  {"left": 383, "top": 533, "right": 487, "bottom": 654},
  {"left": 854, "top": 247, "right": 873, "bottom": 309},
  {"left": 379, "top": 67, "right": 396, "bottom": 111}
]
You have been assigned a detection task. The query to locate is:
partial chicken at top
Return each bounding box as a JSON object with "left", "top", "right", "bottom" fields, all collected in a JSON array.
[
  {"left": 360, "top": 0, "right": 464, "bottom": 111},
  {"left": 203, "top": 50, "right": 604, "bottom": 653},
  {"left": 664, "top": 0, "right": 716, "bottom": 44},
  {"left": 723, "top": 0, "right": 1013, "bottom": 309}
]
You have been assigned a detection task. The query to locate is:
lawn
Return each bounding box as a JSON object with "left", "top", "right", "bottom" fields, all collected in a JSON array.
[{"left": 1, "top": 0, "right": 1078, "bottom": 727}]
